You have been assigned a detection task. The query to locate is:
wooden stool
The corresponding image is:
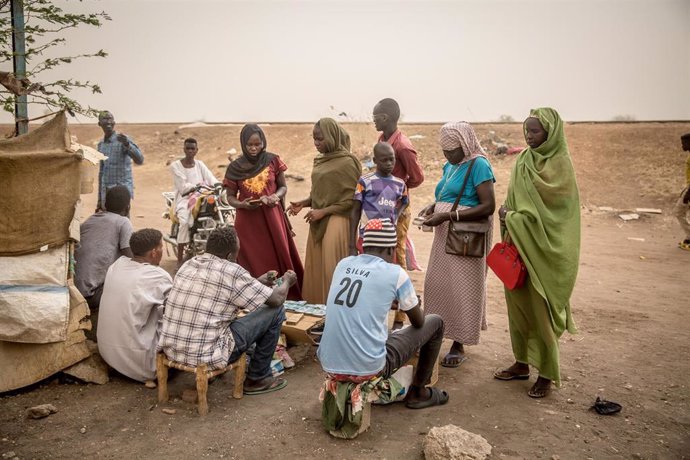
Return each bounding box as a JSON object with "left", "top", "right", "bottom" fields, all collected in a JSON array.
[{"left": 156, "top": 353, "right": 247, "bottom": 416}]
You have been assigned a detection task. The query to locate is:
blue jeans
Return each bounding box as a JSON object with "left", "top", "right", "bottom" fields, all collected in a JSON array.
[{"left": 228, "top": 305, "right": 286, "bottom": 381}]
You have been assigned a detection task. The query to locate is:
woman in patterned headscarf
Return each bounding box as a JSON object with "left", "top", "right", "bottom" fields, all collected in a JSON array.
[
  {"left": 494, "top": 108, "right": 580, "bottom": 398},
  {"left": 419, "top": 121, "right": 496, "bottom": 368},
  {"left": 224, "top": 123, "right": 304, "bottom": 300},
  {"left": 288, "top": 118, "right": 362, "bottom": 304}
]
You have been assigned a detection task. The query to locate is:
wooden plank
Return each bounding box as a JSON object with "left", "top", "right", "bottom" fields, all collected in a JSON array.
[{"left": 285, "top": 313, "right": 304, "bottom": 325}]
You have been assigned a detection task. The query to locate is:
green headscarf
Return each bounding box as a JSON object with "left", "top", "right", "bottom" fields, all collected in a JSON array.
[
  {"left": 310, "top": 118, "right": 362, "bottom": 243},
  {"left": 315, "top": 117, "right": 351, "bottom": 156},
  {"left": 504, "top": 107, "right": 580, "bottom": 336}
]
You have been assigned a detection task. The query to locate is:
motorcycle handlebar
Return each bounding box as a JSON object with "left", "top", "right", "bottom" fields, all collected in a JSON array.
[{"left": 181, "top": 183, "right": 223, "bottom": 197}]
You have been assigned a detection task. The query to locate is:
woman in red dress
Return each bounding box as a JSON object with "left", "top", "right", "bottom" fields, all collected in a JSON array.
[{"left": 223, "top": 124, "right": 304, "bottom": 300}]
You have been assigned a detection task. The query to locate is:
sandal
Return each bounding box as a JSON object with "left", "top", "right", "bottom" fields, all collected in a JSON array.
[
  {"left": 243, "top": 377, "right": 287, "bottom": 395},
  {"left": 678, "top": 240, "right": 690, "bottom": 251},
  {"left": 441, "top": 352, "right": 468, "bottom": 368},
  {"left": 527, "top": 378, "right": 551, "bottom": 398},
  {"left": 405, "top": 387, "right": 450, "bottom": 409},
  {"left": 493, "top": 369, "right": 530, "bottom": 380}
]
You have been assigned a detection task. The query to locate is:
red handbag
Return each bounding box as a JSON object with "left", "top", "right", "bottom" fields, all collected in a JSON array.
[{"left": 487, "top": 241, "right": 527, "bottom": 290}]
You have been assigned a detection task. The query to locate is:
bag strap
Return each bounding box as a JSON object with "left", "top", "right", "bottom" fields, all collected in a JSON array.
[{"left": 450, "top": 158, "right": 477, "bottom": 212}]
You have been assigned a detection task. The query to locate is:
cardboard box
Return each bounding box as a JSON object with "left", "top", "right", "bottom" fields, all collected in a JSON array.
[{"left": 281, "top": 312, "right": 323, "bottom": 345}]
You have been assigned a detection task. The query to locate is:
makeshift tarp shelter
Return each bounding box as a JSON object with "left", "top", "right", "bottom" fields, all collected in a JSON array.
[{"left": 0, "top": 111, "right": 103, "bottom": 392}]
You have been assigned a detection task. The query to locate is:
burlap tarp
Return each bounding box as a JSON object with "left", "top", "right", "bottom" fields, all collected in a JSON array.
[
  {"left": 0, "top": 282, "right": 90, "bottom": 392},
  {"left": 0, "top": 111, "right": 81, "bottom": 256}
]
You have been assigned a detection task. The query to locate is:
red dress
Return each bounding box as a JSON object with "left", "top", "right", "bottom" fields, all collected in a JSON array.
[{"left": 224, "top": 156, "right": 304, "bottom": 300}]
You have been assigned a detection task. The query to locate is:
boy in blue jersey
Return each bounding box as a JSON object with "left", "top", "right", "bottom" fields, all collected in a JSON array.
[
  {"left": 318, "top": 219, "right": 448, "bottom": 409},
  {"left": 349, "top": 142, "right": 410, "bottom": 330},
  {"left": 349, "top": 142, "right": 409, "bottom": 256}
]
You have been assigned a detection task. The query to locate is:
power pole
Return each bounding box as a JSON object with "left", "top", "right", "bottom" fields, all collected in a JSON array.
[{"left": 11, "top": 0, "right": 28, "bottom": 136}]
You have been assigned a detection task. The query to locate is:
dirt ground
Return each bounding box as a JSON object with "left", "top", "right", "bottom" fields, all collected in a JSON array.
[{"left": 1, "top": 121, "right": 689, "bottom": 459}]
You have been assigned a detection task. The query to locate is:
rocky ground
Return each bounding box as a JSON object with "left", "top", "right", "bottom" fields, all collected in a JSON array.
[{"left": 1, "top": 121, "right": 689, "bottom": 459}]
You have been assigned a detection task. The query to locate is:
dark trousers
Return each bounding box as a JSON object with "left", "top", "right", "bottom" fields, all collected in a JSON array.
[
  {"left": 228, "top": 305, "right": 286, "bottom": 381},
  {"left": 84, "top": 284, "right": 104, "bottom": 341},
  {"left": 381, "top": 314, "right": 444, "bottom": 387}
]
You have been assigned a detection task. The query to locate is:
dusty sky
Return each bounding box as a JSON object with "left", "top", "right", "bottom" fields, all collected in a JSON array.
[{"left": 3, "top": 0, "right": 689, "bottom": 123}]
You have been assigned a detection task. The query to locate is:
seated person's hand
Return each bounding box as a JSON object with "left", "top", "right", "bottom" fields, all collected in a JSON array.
[
  {"left": 257, "top": 270, "right": 278, "bottom": 286},
  {"left": 282, "top": 270, "right": 298, "bottom": 287}
]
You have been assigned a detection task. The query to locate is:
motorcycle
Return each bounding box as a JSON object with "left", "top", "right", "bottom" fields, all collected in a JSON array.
[{"left": 162, "top": 183, "right": 236, "bottom": 260}]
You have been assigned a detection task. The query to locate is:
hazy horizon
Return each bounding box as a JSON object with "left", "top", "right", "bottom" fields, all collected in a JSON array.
[{"left": 2, "top": 0, "right": 688, "bottom": 125}]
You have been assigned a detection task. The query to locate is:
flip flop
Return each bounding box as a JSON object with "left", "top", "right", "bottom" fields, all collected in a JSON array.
[
  {"left": 440, "top": 353, "right": 468, "bottom": 368},
  {"left": 243, "top": 377, "right": 287, "bottom": 395},
  {"left": 405, "top": 387, "right": 450, "bottom": 409},
  {"left": 493, "top": 369, "right": 530, "bottom": 380},
  {"left": 678, "top": 241, "right": 690, "bottom": 251},
  {"left": 527, "top": 380, "right": 551, "bottom": 398}
]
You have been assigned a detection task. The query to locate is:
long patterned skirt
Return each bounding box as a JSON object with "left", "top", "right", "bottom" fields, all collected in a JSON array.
[{"left": 424, "top": 202, "right": 492, "bottom": 345}]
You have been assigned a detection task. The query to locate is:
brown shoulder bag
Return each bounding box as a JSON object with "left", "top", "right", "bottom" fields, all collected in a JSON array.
[{"left": 444, "top": 158, "right": 491, "bottom": 257}]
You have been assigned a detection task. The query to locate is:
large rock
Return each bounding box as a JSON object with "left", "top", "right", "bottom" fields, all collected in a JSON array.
[
  {"left": 26, "top": 404, "right": 58, "bottom": 419},
  {"left": 423, "top": 425, "right": 492, "bottom": 460},
  {"left": 62, "top": 342, "right": 109, "bottom": 384}
]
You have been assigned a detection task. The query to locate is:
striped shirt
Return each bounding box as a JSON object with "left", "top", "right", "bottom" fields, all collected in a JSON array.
[
  {"left": 98, "top": 131, "right": 144, "bottom": 204},
  {"left": 157, "top": 253, "right": 272, "bottom": 369}
]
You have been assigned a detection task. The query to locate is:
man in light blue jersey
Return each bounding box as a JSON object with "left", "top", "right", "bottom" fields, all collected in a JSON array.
[{"left": 318, "top": 218, "right": 448, "bottom": 409}]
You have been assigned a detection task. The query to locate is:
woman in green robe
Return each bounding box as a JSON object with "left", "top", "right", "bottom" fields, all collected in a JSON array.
[
  {"left": 494, "top": 107, "right": 580, "bottom": 398},
  {"left": 288, "top": 118, "right": 362, "bottom": 304}
]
